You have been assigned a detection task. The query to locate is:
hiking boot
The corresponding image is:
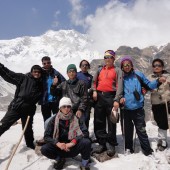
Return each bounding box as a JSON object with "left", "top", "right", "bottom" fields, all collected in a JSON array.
[
  {"left": 91, "top": 144, "right": 107, "bottom": 154},
  {"left": 157, "top": 139, "right": 168, "bottom": 151},
  {"left": 36, "top": 138, "right": 46, "bottom": 146},
  {"left": 53, "top": 158, "right": 66, "bottom": 170},
  {"left": 106, "top": 143, "right": 115, "bottom": 157}
]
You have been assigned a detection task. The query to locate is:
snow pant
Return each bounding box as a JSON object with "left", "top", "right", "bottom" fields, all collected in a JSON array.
[
  {"left": 41, "top": 138, "right": 91, "bottom": 160},
  {"left": 124, "top": 108, "right": 153, "bottom": 155},
  {"left": 94, "top": 91, "right": 117, "bottom": 146},
  {"left": 0, "top": 103, "right": 36, "bottom": 147},
  {"left": 41, "top": 101, "right": 59, "bottom": 123}
]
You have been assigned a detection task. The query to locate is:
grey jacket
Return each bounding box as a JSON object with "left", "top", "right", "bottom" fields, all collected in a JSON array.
[{"left": 148, "top": 71, "right": 170, "bottom": 105}]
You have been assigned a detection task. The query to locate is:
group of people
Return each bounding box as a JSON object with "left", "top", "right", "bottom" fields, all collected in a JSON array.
[{"left": 0, "top": 50, "right": 169, "bottom": 170}]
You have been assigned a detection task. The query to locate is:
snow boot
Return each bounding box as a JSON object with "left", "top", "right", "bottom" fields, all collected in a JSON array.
[
  {"left": 91, "top": 144, "right": 107, "bottom": 155},
  {"left": 106, "top": 142, "right": 116, "bottom": 157},
  {"left": 157, "top": 139, "right": 168, "bottom": 151},
  {"left": 53, "top": 158, "right": 66, "bottom": 170}
]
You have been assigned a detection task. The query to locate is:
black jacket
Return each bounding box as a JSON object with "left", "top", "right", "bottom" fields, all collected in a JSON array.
[
  {"left": 50, "top": 78, "right": 88, "bottom": 113},
  {"left": 0, "top": 63, "right": 43, "bottom": 111},
  {"left": 44, "top": 115, "right": 89, "bottom": 145}
]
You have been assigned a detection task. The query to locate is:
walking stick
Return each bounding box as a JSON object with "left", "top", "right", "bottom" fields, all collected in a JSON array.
[
  {"left": 5, "top": 116, "right": 30, "bottom": 170},
  {"left": 165, "top": 99, "right": 170, "bottom": 133},
  {"left": 133, "top": 129, "right": 137, "bottom": 152}
]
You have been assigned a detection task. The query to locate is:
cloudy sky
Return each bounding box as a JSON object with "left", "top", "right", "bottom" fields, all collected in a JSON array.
[{"left": 0, "top": 0, "right": 170, "bottom": 51}]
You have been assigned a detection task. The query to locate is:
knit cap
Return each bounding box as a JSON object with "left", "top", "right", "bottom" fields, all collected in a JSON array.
[
  {"left": 67, "top": 64, "right": 77, "bottom": 72},
  {"left": 120, "top": 56, "right": 133, "bottom": 68},
  {"left": 59, "top": 97, "right": 72, "bottom": 108}
]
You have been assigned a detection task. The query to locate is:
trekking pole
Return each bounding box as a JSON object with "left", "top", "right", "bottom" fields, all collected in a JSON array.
[
  {"left": 165, "top": 98, "right": 170, "bottom": 133},
  {"left": 133, "top": 129, "right": 137, "bottom": 152},
  {"left": 5, "top": 116, "right": 30, "bottom": 170},
  {"left": 120, "top": 108, "right": 125, "bottom": 154}
]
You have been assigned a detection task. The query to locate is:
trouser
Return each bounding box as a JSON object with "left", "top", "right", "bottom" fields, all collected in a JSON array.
[
  {"left": 83, "top": 104, "right": 92, "bottom": 130},
  {"left": 94, "top": 92, "right": 117, "bottom": 146},
  {"left": 124, "top": 108, "right": 152, "bottom": 154},
  {"left": 152, "top": 103, "right": 170, "bottom": 130},
  {"left": 0, "top": 104, "right": 36, "bottom": 147},
  {"left": 41, "top": 101, "right": 59, "bottom": 123},
  {"left": 41, "top": 138, "right": 91, "bottom": 160}
]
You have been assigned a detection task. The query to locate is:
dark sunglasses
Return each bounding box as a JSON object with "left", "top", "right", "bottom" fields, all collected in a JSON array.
[
  {"left": 123, "top": 64, "right": 131, "bottom": 67},
  {"left": 81, "top": 64, "right": 89, "bottom": 67},
  {"left": 104, "top": 56, "right": 114, "bottom": 59},
  {"left": 43, "top": 61, "right": 51, "bottom": 65},
  {"left": 62, "top": 105, "right": 71, "bottom": 109},
  {"left": 153, "top": 64, "right": 162, "bottom": 68},
  {"left": 32, "top": 70, "right": 41, "bottom": 74}
]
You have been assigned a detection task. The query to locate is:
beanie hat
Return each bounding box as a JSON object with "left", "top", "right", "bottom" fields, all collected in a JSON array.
[
  {"left": 59, "top": 97, "right": 72, "bottom": 109},
  {"left": 67, "top": 64, "right": 77, "bottom": 72},
  {"left": 104, "top": 50, "right": 116, "bottom": 57},
  {"left": 120, "top": 56, "right": 133, "bottom": 68}
]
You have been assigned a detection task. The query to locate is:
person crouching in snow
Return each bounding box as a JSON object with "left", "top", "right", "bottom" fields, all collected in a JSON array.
[
  {"left": 119, "top": 56, "right": 166, "bottom": 156},
  {"left": 41, "top": 97, "right": 91, "bottom": 170}
]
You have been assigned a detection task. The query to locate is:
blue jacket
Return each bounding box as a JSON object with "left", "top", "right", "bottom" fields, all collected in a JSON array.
[
  {"left": 77, "top": 71, "right": 93, "bottom": 89},
  {"left": 123, "top": 70, "right": 158, "bottom": 110},
  {"left": 39, "top": 67, "right": 66, "bottom": 105}
]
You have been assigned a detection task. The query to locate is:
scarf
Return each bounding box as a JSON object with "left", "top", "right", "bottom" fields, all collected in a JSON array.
[{"left": 53, "top": 111, "right": 83, "bottom": 140}]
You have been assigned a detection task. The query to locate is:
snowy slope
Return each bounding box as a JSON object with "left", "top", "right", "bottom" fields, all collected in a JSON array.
[{"left": 0, "top": 112, "right": 170, "bottom": 170}]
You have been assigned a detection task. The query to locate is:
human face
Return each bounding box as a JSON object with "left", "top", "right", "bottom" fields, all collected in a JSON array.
[
  {"left": 31, "top": 69, "right": 42, "bottom": 79},
  {"left": 152, "top": 61, "right": 163, "bottom": 73},
  {"left": 60, "top": 105, "right": 71, "bottom": 115},
  {"left": 42, "top": 60, "right": 51, "bottom": 70},
  {"left": 104, "top": 55, "right": 115, "bottom": 67},
  {"left": 67, "top": 69, "right": 77, "bottom": 80},
  {"left": 80, "top": 61, "right": 89, "bottom": 73},
  {"left": 122, "top": 61, "right": 133, "bottom": 73}
]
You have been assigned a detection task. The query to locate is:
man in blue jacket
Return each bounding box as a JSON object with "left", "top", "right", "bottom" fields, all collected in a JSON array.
[{"left": 120, "top": 56, "right": 166, "bottom": 156}]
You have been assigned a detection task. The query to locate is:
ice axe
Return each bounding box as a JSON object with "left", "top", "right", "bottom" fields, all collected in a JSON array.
[{"left": 5, "top": 116, "right": 30, "bottom": 170}]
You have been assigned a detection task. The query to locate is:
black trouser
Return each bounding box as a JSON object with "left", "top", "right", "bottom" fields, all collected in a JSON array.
[
  {"left": 41, "top": 101, "right": 59, "bottom": 123},
  {"left": 124, "top": 108, "right": 152, "bottom": 154},
  {"left": 94, "top": 92, "right": 117, "bottom": 146},
  {"left": 0, "top": 104, "right": 36, "bottom": 147},
  {"left": 152, "top": 102, "right": 170, "bottom": 130},
  {"left": 83, "top": 104, "right": 92, "bottom": 130},
  {"left": 41, "top": 138, "right": 91, "bottom": 160}
]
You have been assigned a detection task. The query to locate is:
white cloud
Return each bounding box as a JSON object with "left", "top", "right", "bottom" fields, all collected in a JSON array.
[
  {"left": 83, "top": 0, "right": 170, "bottom": 52},
  {"left": 52, "top": 10, "right": 60, "bottom": 28},
  {"left": 68, "top": 0, "right": 85, "bottom": 26}
]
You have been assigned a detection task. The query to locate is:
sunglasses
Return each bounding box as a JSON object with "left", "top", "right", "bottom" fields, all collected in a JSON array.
[
  {"left": 32, "top": 70, "right": 41, "bottom": 74},
  {"left": 62, "top": 105, "right": 71, "bottom": 109},
  {"left": 43, "top": 61, "right": 51, "bottom": 65},
  {"left": 104, "top": 56, "right": 114, "bottom": 59},
  {"left": 123, "top": 64, "right": 131, "bottom": 67},
  {"left": 81, "top": 64, "right": 89, "bottom": 67},
  {"left": 153, "top": 64, "right": 162, "bottom": 68},
  {"left": 68, "top": 69, "right": 76, "bottom": 73}
]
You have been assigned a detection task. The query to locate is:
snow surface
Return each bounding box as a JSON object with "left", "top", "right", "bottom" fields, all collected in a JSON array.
[{"left": 0, "top": 111, "right": 170, "bottom": 170}]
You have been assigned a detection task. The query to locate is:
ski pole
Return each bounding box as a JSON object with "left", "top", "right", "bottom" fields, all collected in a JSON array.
[{"left": 5, "top": 116, "right": 30, "bottom": 170}]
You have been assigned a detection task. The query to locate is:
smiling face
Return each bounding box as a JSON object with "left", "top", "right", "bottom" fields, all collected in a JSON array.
[
  {"left": 31, "top": 69, "right": 42, "bottom": 79},
  {"left": 60, "top": 105, "right": 71, "bottom": 115},
  {"left": 80, "top": 60, "right": 89, "bottom": 73},
  {"left": 122, "top": 60, "right": 133, "bottom": 73}
]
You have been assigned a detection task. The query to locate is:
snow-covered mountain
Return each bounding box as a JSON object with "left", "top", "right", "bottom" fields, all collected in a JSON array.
[{"left": 0, "top": 29, "right": 170, "bottom": 110}]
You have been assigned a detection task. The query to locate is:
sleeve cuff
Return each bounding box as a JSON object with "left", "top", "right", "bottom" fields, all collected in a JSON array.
[{"left": 71, "top": 139, "right": 77, "bottom": 145}]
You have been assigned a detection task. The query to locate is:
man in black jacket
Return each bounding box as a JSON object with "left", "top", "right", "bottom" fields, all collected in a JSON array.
[{"left": 0, "top": 63, "right": 43, "bottom": 149}]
